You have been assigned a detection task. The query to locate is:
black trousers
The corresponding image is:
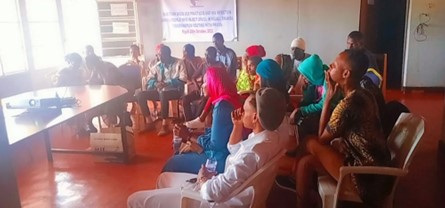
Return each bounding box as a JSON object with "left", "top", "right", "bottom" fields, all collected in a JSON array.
[
  {"left": 136, "top": 89, "right": 182, "bottom": 119},
  {"left": 182, "top": 90, "right": 209, "bottom": 121}
]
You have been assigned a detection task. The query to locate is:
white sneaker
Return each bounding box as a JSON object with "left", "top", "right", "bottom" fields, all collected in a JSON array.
[{"left": 185, "top": 118, "right": 205, "bottom": 129}]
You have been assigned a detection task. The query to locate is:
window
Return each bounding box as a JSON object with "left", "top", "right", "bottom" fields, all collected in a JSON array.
[
  {"left": 0, "top": 0, "right": 103, "bottom": 76},
  {"left": 26, "top": 0, "right": 64, "bottom": 69},
  {"left": 61, "top": 0, "right": 102, "bottom": 55},
  {"left": 0, "top": 0, "right": 27, "bottom": 75}
]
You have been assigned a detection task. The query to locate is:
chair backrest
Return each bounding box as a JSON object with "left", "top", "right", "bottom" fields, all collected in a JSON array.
[
  {"left": 223, "top": 150, "right": 285, "bottom": 208},
  {"left": 382, "top": 101, "right": 410, "bottom": 138},
  {"left": 387, "top": 113, "right": 425, "bottom": 170},
  {"left": 118, "top": 63, "right": 142, "bottom": 92},
  {"left": 375, "top": 53, "right": 388, "bottom": 98}
]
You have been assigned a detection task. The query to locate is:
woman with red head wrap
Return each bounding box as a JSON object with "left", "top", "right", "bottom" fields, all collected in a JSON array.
[{"left": 162, "top": 67, "right": 240, "bottom": 174}]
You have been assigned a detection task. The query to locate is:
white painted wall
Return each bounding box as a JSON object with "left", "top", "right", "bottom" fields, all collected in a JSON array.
[
  {"left": 298, "top": 0, "right": 360, "bottom": 63},
  {"left": 403, "top": 0, "right": 445, "bottom": 87},
  {"left": 135, "top": 0, "right": 360, "bottom": 64}
]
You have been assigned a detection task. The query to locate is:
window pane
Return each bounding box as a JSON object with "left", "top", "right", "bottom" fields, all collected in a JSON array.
[
  {"left": 29, "top": 23, "right": 64, "bottom": 69},
  {"left": 0, "top": 23, "right": 27, "bottom": 74},
  {"left": 26, "top": 0, "right": 58, "bottom": 22},
  {"left": 62, "top": 0, "right": 102, "bottom": 54},
  {"left": 0, "top": 0, "right": 19, "bottom": 22}
]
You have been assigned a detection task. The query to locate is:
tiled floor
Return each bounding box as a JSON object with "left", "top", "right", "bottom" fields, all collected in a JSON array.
[{"left": 12, "top": 90, "right": 445, "bottom": 208}]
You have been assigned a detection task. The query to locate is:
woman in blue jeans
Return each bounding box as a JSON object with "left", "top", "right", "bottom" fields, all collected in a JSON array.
[{"left": 162, "top": 67, "right": 241, "bottom": 174}]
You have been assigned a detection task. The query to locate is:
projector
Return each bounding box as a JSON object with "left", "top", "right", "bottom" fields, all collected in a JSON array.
[
  {"left": 6, "top": 96, "right": 79, "bottom": 109},
  {"left": 6, "top": 97, "right": 62, "bottom": 109}
]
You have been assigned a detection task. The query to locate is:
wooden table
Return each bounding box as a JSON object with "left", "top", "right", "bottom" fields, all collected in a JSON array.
[
  {"left": 2, "top": 85, "right": 129, "bottom": 162},
  {"left": 0, "top": 85, "right": 130, "bottom": 207}
]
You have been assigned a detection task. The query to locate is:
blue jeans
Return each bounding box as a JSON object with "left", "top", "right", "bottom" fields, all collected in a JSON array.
[{"left": 161, "top": 152, "right": 225, "bottom": 174}]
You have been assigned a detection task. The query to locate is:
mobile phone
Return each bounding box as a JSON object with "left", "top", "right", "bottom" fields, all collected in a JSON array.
[{"left": 186, "top": 178, "right": 197, "bottom": 183}]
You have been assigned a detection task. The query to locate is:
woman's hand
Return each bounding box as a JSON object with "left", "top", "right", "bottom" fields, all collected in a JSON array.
[
  {"left": 179, "top": 141, "right": 203, "bottom": 154},
  {"left": 231, "top": 108, "right": 244, "bottom": 128},
  {"left": 324, "top": 71, "right": 339, "bottom": 101}
]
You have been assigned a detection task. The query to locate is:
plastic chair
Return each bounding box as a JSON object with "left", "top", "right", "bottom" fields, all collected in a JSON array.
[
  {"left": 181, "top": 150, "right": 286, "bottom": 208},
  {"left": 318, "top": 113, "right": 425, "bottom": 208}
]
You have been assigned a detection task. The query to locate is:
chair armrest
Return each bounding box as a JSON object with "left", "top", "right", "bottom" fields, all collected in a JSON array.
[{"left": 339, "top": 166, "right": 408, "bottom": 179}]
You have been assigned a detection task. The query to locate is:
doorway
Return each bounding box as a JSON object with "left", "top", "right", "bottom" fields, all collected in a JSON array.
[{"left": 360, "top": 0, "right": 408, "bottom": 89}]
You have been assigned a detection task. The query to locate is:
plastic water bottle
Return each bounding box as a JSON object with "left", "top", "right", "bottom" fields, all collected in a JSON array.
[
  {"left": 172, "top": 135, "right": 182, "bottom": 154},
  {"left": 205, "top": 157, "right": 217, "bottom": 173}
]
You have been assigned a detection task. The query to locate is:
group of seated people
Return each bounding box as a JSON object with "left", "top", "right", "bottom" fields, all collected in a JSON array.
[
  {"left": 124, "top": 32, "right": 396, "bottom": 208},
  {"left": 53, "top": 30, "right": 395, "bottom": 207}
]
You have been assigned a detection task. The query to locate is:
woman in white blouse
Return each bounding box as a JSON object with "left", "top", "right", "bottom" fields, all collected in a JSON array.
[{"left": 127, "top": 88, "right": 287, "bottom": 208}]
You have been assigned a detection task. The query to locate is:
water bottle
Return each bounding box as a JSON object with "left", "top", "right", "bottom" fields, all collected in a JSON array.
[
  {"left": 205, "top": 152, "right": 217, "bottom": 173},
  {"left": 172, "top": 135, "right": 182, "bottom": 154}
]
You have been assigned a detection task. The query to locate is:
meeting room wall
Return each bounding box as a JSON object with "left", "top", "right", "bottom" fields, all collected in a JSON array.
[
  {"left": 403, "top": 0, "right": 445, "bottom": 87},
  {"left": 136, "top": 0, "right": 360, "bottom": 64}
]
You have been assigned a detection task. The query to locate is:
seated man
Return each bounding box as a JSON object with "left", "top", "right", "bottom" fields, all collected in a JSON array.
[
  {"left": 347, "top": 31, "right": 383, "bottom": 88},
  {"left": 290, "top": 37, "right": 311, "bottom": 81},
  {"left": 127, "top": 88, "right": 287, "bottom": 208},
  {"left": 182, "top": 46, "right": 224, "bottom": 121},
  {"left": 53, "top": 53, "right": 86, "bottom": 87},
  {"left": 136, "top": 45, "right": 187, "bottom": 136},
  {"left": 127, "top": 44, "right": 146, "bottom": 84},
  {"left": 85, "top": 55, "right": 130, "bottom": 130},
  {"left": 296, "top": 49, "right": 392, "bottom": 208},
  {"left": 182, "top": 43, "right": 203, "bottom": 83}
]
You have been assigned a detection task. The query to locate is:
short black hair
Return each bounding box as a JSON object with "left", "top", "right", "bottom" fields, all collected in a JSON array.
[
  {"left": 130, "top": 44, "right": 140, "bottom": 51},
  {"left": 160, "top": 45, "right": 171, "bottom": 56},
  {"left": 212, "top": 32, "right": 224, "bottom": 41},
  {"left": 184, "top": 44, "right": 195, "bottom": 56},
  {"left": 206, "top": 46, "right": 217, "bottom": 56},
  {"left": 342, "top": 49, "right": 369, "bottom": 83},
  {"left": 248, "top": 56, "right": 263, "bottom": 66},
  {"left": 348, "top": 31, "right": 364, "bottom": 41},
  {"left": 65, "top": 53, "right": 82, "bottom": 65}
]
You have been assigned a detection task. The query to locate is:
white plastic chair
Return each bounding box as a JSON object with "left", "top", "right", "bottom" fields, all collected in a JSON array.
[
  {"left": 318, "top": 112, "right": 425, "bottom": 208},
  {"left": 180, "top": 150, "right": 285, "bottom": 208}
]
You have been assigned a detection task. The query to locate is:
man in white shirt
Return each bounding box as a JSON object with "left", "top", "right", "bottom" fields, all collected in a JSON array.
[{"left": 127, "top": 88, "right": 287, "bottom": 208}]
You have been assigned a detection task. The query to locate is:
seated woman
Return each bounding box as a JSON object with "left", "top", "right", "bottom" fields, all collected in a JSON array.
[
  {"left": 296, "top": 49, "right": 392, "bottom": 208},
  {"left": 255, "top": 59, "right": 290, "bottom": 150},
  {"left": 187, "top": 45, "right": 266, "bottom": 128},
  {"left": 162, "top": 67, "right": 240, "bottom": 174},
  {"left": 287, "top": 54, "right": 341, "bottom": 156},
  {"left": 236, "top": 45, "right": 265, "bottom": 93},
  {"left": 127, "top": 88, "right": 287, "bottom": 208}
]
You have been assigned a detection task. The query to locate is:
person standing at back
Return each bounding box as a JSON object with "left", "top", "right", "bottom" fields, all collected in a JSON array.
[{"left": 212, "top": 32, "right": 237, "bottom": 81}]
